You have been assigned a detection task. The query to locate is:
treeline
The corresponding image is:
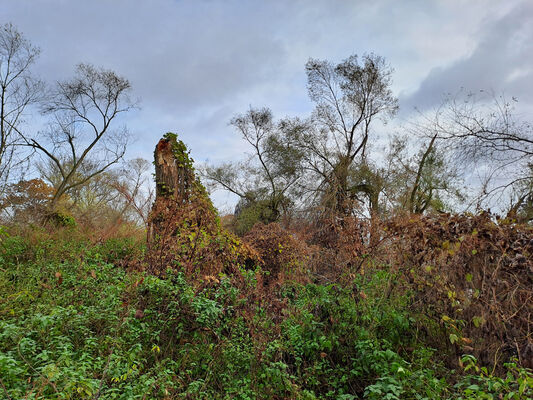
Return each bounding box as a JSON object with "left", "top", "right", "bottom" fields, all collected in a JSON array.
[
  {"left": 203, "top": 57, "right": 532, "bottom": 233},
  {"left": 1, "top": 22, "right": 532, "bottom": 233}
]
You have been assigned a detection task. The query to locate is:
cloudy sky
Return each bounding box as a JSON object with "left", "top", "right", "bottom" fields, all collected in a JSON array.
[{"left": 4, "top": 0, "right": 532, "bottom": 209}]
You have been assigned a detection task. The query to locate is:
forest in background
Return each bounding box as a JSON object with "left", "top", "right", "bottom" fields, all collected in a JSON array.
[{"left": 0, "top": 22, "right": 532, "bottom": 399}]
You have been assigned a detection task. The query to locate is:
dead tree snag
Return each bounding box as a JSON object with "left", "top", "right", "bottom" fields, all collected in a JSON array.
[{"left": 147, "top": 133, "right": 260, "bottom": 277}]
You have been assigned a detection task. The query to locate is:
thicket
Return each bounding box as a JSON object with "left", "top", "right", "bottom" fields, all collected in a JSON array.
[{"left": 1, "top": 200, "right": 531, "bottom": 399}]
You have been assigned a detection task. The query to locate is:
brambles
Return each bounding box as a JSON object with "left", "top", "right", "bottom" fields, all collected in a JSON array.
[
  {"left": 383, "top": 212, "right": 533, "bottom": 371},
  {"left": 243, "top": 222, "right": 310, "bottom": 285}
]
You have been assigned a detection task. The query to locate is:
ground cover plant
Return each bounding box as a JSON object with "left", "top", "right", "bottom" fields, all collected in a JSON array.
[{"left": 0, "top": 219, "right": 531, "bottom": 399}]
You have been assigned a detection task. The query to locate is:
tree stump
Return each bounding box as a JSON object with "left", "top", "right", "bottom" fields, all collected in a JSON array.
[
  {"left": 147, "top": 132, "right": 211, "bottom": 254},
  {"left": 146, "top": 133, "right": 261, "bottom": 277},
  {"left": 153, "top": 134, "right": 193, "bottom": 201}
]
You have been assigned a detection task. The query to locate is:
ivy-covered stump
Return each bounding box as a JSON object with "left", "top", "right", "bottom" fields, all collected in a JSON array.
[
  {"left": 153, "top": 132, "right": 195, "bottom": 201},
  {"left": 147, "top": 133, "right": 260, "bottom": 277}
]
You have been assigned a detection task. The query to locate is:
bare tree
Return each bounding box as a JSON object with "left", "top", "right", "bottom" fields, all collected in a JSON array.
[
  {"left": 37, "top": 156, "right": 153, "bottom": 228},
  {"left": 112, "top": 158, "right": 154, "bottom": 227},
  {"left": 23, "top": 63, "right": 135, "bottom": 210},
  {"left": 297, "top": 53, "right": 398, "bottom": 214},
  {"left": 423, "top": 91, "right": 532, "bottom": 212},
  {"left": 388, "top": 134, "right": 464, "bottom": 214},
  {"left": 435, "top": 92, "right": 532, "bottom": 161},
  {"left": 0, "top": 23, "right": 43, "bottom": 196},
  {"left": 203, "top": 107, "right": 303, "bottom": 227}
]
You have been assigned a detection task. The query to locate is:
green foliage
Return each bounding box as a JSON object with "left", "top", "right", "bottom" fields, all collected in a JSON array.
[
  {"left": 234, "top": 198, "right": 277, "bottom": 235},
  {"left": 277, "top": 276, "right": 449, "bottom": 399},
  {"left": 163, "top": 131, "right": 195, "bottom": 171},
  {"left": 455, "top": 355, "right": 533, "bottom": 399},
  {"left": 94, "top": 236, "right": 145, "bottom": 264},
  {"left": 155, "top": 132, "right": 218, "bottom": 219},
  {"left": 0, "top": 225, "right": 9, "bottom": 241},
  {"left": 49, "top": 210, "right": 77, "bottom": 227}
]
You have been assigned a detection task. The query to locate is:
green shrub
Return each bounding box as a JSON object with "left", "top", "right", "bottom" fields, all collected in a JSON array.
[{"left": 455, "top": 355, "right": 533, "bottom": 399}]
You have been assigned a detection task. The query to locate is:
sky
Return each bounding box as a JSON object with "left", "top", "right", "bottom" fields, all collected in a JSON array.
[{"left": 3, "top": 0, "right": 533, "bottom": 210}]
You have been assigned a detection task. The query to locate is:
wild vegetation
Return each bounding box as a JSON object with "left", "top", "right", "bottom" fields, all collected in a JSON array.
[{"left": 0, "top": 22, "right": 532, "bottom": 399}]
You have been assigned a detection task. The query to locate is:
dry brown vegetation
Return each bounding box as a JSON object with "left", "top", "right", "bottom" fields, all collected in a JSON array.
[
  {"left": 145, "top": 134, "right": 261, "bottom": 278},
  {"left": 383, "top": 213, "right": 533, "bottom": 370},
  {"left": 142, "top": 134, "right": 533, "bottom": 375}
]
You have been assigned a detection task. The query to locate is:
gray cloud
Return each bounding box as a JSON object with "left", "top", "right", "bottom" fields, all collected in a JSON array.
[
  {"left": 400, "top": 1, "right": 533, "bottom": 113},
  {"left": 3, "top": 0, "right": 532, "bottom": 209}
]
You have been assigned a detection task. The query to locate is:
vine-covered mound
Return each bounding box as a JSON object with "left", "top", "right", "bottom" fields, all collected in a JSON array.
[{"left": 146, "top": 133, "right": 260, "bottom": 278}]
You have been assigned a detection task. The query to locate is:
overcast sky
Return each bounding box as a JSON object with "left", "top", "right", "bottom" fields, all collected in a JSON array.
[{"left": 4, "top": 0, "right": 532, "bottom": 210}]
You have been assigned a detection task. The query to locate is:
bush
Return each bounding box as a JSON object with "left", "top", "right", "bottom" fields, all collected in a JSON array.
[
  {"left": 383, "top": 213, "right": 533, "bottom": 371},
  {"left": 243, "top": 222, "right": 310, "bottom": 285},
  {"left": 455, "top": 355, "right": 533, "bottom": 399}
]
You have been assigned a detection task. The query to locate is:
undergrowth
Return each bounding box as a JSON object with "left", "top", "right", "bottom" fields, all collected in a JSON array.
[{"left": 0, "top": 229, "right": 531, "bottom": 399}]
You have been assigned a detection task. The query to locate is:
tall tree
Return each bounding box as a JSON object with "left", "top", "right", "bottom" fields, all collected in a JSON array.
[
  {"left": 299, "top": 53, "right": 398, "bottom": 215},
  {"left": 24, "top": 63, "right": 135, "bottom": 209},
  {"left": 203, "top": 107, "right": 303, "bottom": 231},
  {"left": 0, "top": 23, "right": 43, "bottom": 195}
]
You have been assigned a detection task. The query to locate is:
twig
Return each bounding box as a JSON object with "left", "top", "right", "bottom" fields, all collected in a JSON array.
[
  {"left": 0, "top": 376, "right": 12, "bottom": 400},
  {"left": 17, "top": 339, "right": 59, "bottom": 394}
]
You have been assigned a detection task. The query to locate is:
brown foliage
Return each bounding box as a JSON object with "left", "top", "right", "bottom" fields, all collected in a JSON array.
[
  {"left": 146, "top": 190, "right": 261, "bottom": 277},
  {"left": 276, "top": 211, "right": 532, "bottom": 371},
  {"left": 383, "top": 212, "right": 533, "bottom": 369},
  {"left": 243, "top": 222, "right": 310, "bottom": 285},
  {"left": 0, "top": 179, "right": 55, "bottom": 223},
  {"left": 146, "top": 135, "right": 261, "bottom": 278},
  {"left": 305, "top": 215, "right": 373, "bottom": 283}
]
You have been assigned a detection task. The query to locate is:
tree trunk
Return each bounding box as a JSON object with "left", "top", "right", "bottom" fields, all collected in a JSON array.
[
  {"left": 149, "top": 136, "right": 195, "bottom": 244},
  {"left": 153, "top": 138, "right": 192, "bottom": 200},
  {"left": 409, "top": 133, "right": 438, "bottom": 213}
]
